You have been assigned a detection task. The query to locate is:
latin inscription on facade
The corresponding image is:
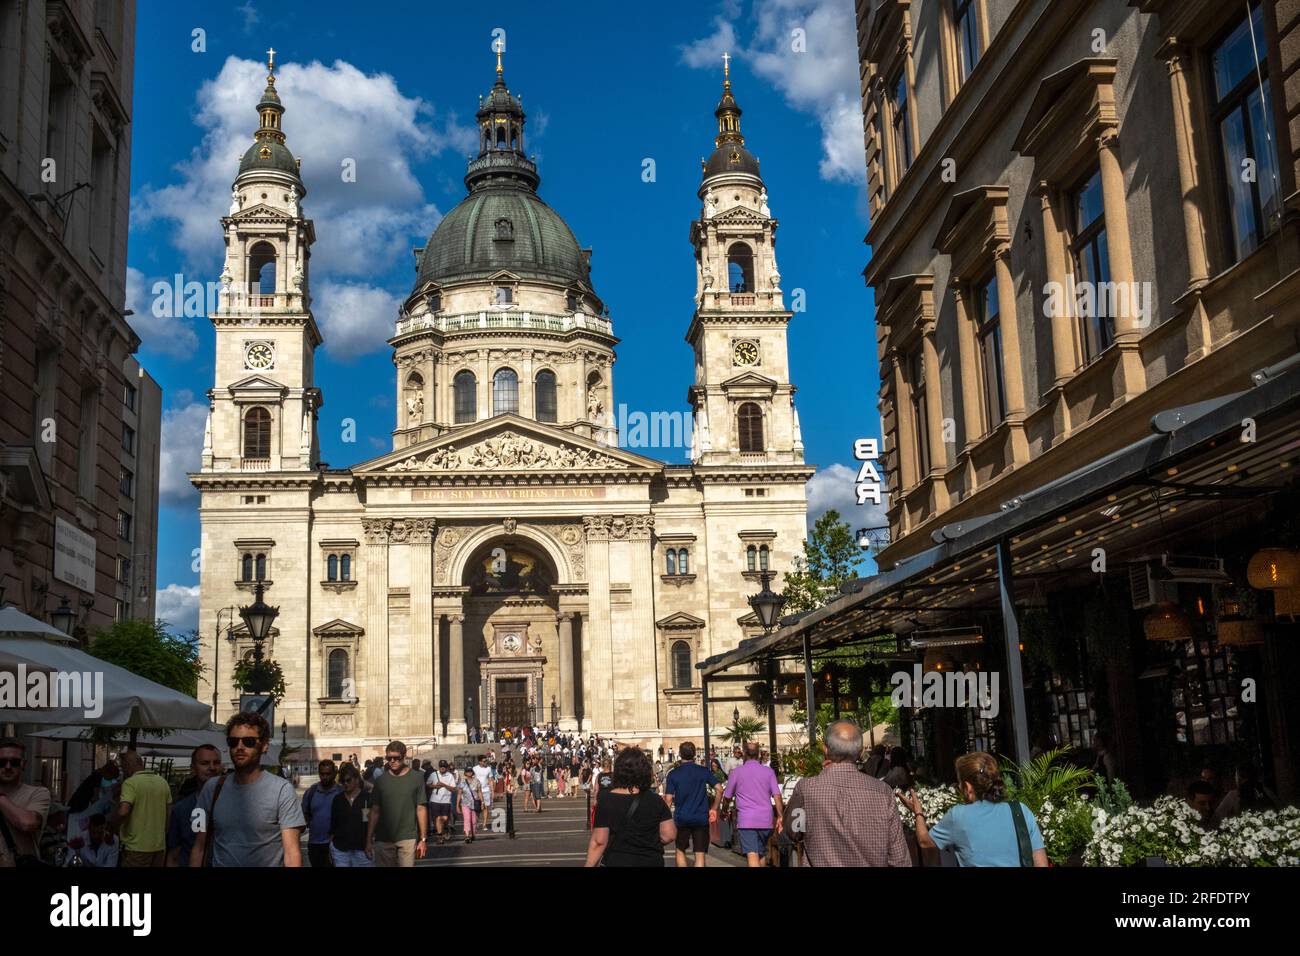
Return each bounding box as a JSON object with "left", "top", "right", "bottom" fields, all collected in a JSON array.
[{"left": 411, "top": 487, "right": 606, "bottom": 502}]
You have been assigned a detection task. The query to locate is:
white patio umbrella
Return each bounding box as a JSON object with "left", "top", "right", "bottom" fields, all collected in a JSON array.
[
  {"left": 0, "top": 606, "right": 211, "bottom": 729},
  {"left": 30, "top": 724, "right": 283, "bottom": 764}
]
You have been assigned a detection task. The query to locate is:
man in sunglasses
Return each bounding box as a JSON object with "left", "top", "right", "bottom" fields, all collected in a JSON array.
[
  {"left": 0, "top": 738, "right": 49, "bottom": 867},
  {"left": 366, "top": 740, "right": 427, "bottom": 866},
  {"left": 190, "top": 712, "right": 305, "bottom": 866}
]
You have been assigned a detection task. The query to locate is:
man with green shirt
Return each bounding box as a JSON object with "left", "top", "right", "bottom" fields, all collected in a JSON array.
[
  {"left": 112, "top": 751, "right": 171, "bottom": 867},
  {"left": 366, "top": 740, "right": 427, "bottom": 867}
]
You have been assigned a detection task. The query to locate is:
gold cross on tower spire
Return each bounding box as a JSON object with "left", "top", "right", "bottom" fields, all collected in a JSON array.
[
  {"left": 722, "top": 51, "right": 731, "bottom": 86},
  {"left": 266, "top": 47, "right": 276, "bottom": 75},
  {"left": 494, "top": 36, "right": 504, "bottom": 76}
]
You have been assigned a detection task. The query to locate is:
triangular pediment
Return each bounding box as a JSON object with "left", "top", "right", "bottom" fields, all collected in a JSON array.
[
  {"left": 720, "top": 370, "right": 778, "bottom": 390},
  {"left": 713, "top": 204, "right": 767, "bottom": 223},
  {"left": 230, "top": 202, "right": 288, "bottom": 221},
  {"left": 312, "top": 619, "right": 365, "bottom": 637},
  {"left": 656, "top": 611, "right": 706, "bottom": 630},
  {"left": 228, "top": 374, "right": 287, "bottom": 391},
  {"left": 487, "top": 269, "right": 522, "bottom": 282},
  {"left": 353, "top": 415, "right": 665, "bottom": 475}
]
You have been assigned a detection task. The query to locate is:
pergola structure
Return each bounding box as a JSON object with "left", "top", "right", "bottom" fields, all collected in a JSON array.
[{"left": 701, "top": 353, "right": 1300, "bottom": 791}]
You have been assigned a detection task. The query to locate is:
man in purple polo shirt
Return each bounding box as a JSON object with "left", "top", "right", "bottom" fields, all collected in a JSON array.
[{"left": 719, "top": 740, "right": 783, "bottom": 867}]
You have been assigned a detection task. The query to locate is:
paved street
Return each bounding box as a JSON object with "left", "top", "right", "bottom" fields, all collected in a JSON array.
[{"left": 410, "top": 792, "right": 745, "bottom": 868}]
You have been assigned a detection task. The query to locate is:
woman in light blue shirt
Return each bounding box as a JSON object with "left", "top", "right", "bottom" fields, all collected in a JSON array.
[{"left": 900, "top": 752, "right": 1048, "bottom": 867}]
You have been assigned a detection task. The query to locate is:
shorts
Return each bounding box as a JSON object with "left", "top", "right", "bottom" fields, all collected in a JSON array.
[
  {"left": 431, "top": 803, "right": 452, "bottom": 818},
  {"left": 674, "top": 825, "right": 710, "bottom": 854},
  {"left": 738, "top": 828, "right": 773, "bottom": 856}
]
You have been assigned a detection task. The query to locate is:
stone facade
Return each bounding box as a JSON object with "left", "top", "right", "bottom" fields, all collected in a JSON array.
[{"left": 193, "top": 58, "right": 812, "bottom": 753}]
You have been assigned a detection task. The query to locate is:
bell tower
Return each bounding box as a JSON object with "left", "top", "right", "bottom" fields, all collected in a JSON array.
[
  {"left": 687, "top": 54, "right": 803, "bottom": 466},
  {"left": 202, "top": 49, "right": 322, "bottom": 474}
]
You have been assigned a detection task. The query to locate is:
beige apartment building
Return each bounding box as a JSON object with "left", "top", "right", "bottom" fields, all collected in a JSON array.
[{"left": 723, "top": 0, "right": 1300, "bottom": 798}]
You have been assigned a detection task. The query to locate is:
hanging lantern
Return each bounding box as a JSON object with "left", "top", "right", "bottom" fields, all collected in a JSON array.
[
  {"left": 1273, "top": 587, "right": 1300, "bottom": 622},
  {"left": 922, "top": 649, "right": 947, "bottom": 672},
  {"left": 1247, "top": 548, "right": 1300, "bottom": 590},
  {"left": 1216, "top": 619, "right": 1264, "bottom": 646},
  {"left": 1143, "top": 602, "right": 1192, "bottom": 641}
]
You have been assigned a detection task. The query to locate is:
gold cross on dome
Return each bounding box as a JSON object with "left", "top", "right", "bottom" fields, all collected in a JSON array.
[
  {"left": 722, "top": 51, "right": 731, "bottom": 78},
  {"left": 267, "top": 47, "right": 276, "bottom": 74}
]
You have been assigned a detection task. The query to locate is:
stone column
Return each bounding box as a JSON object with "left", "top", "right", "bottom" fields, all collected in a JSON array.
[
  {"left": 522, "top": 349, "right": 535, "bottom": 419},
  {"left": 920, "top": 325, "right": 950, "bottom": 511},
  {"left": 889, "top": 351, "right": 919, "bottom": 490},
  {"left": 409, "top": 518, "right": 436, "bottom": 737},
  {"left": 448, "top": 614, "right": 466, "bottom": 740},
  {"left": 583, "top": 517, "right": 614, "bottom": 731},
  {"left": 1163, "top": 41, "right": 1211, "bottom": 291},
  {"left": 627, "top": 516, "right": 658, "bottom": 730},
  {"left": 1039, "top": 185, "right": 1078, "bottom": 386},
  {"left": 952, "top": 285, "right": 983, "bottom": 449},
  {"left": 557, "top": 612, "right": 576, "bottom": 726},
  {"left": 362, "top": 519, "right": 392, "bottom": 739},
  {"left": 991, "top": 242, "right": 1026, "bottom": 416},
  {"left": 1096, "top": 128, "right": 1147, "bottom": 396}
]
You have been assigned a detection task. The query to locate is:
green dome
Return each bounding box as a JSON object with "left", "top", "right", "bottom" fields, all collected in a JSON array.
[
  {"left": 238, "top": 138, "right": 299, "bottom": 177},
  {"left": 415, "top": 187, "right": 591, "bottom": 289},
  {"left": 703, "top": 143, "right": 761, "bottom": 178}
]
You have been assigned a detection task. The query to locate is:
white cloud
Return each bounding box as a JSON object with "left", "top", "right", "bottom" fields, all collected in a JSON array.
[
  {"left": 236, "top": 2, "right": 259, "bottom": 32},
  {"left": 313, "top": 281, "right": 404, "bottom": 360},
  {"left": 124, "top": 266, "right": 202, "bottom": 358},
  {"left": 159, "top": 398, "right": 209, "bottom": 508},
  {"left": 806, "top": 463, "right": 889, "bottom": 529},
  {"left": 681, "top": 18, "right": 738, "bottom": 68},
  {"left": 156, "top": 583, "right": 201, "bottom": 634},
  {"left": 132, "top": 56, "right": 470, "bottom": 280},
  {"left": 683, "top": 0, "right": 866, "bottom": 183}
]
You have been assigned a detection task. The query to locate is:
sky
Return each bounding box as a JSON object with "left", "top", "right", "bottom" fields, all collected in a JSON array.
[{"left": 128, "top": 0, "right": 884, "bottom": 633}]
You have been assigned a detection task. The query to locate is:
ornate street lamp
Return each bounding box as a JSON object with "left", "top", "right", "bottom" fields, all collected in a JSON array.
[
  {"left": 747, "top": 571, "right": 786, "bottom": 634},
  {"left": 238, "top": 582, "right": 279, "bottom": 661},
  {"left": 280, "top": 719, "right": 288, "bottom": 750},
  {"left": 550, "top": 695, "right": 558, "bottom": 727},
  {"left": 50, "top": 596, "right": 76, "bottom": 636}
]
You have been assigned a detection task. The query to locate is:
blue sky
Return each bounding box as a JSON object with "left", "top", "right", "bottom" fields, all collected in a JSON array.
[{"left": 131, "top": 0, "right": 882, "bottom": 632}]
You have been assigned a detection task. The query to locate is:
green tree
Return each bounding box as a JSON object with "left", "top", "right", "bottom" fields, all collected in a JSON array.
[
  {"left": 782, "top": 509, "right": 864, "bottom": 614},
  {"left": 88, "top": 619, "right": 203, "bottom": 696},
  {"left": 719, "top": 715, "right": 766, "bottom": 745}
]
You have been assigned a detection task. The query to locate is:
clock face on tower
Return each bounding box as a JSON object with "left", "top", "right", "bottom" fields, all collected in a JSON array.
[
  {"left": 245, "top": 342, "right": 274, "bottom": 370},
  {"left": 733, "top": 340, "right": 759, "bottom": 366}
]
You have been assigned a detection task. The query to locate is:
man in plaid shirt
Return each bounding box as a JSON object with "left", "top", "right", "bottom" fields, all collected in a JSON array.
[{"left": 782, "top": 721, "right": 912, "bottom": 867}]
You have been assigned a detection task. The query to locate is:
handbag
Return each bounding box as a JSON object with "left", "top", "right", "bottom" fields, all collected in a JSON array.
[
  {"left": 0, "top": 808, "right": 52, "bottom": 868},
  {"left": 1009, "top": 801, "right": 1034, "bottom": 868},
  {"left": 597, "top": 793, "right": 642, "bottom": 867},
  {"left": 202, "top": 775, "right": 228, "bottom": 868}
]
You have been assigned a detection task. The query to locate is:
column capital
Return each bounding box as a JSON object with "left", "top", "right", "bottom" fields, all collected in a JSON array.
[
  {"left": 556, "top": 611, "right": 574, "bottom": 624},
  {"left": 362, "top": 518, "right": 393, "bottom": 545},
  {"left": 1096, "top": 126, "right": 1119, "bottom": 153},
  {"left": 448, "top": 614, "right": 465, "bottom": 625},
  {"left": 390, "top": 516, "right": 436, "bottom": 543},
  {"left": 991, "top": 240, "right": 1012, "bottom": 263}
]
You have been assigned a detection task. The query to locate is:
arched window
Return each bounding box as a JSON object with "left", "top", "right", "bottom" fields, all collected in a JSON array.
[
  {"left": 727, "top": 242, "right": 754, "bottom": 293},
  {"left": 454, "top": 371, "right": 477, "bottom": 423},
  {"left": 746, "top": 545, "right": 757, "bottom": 572},
  {"left": 243, "top": 407, "right": 271, "bottom": 460},
  {"left": 535, "top": 370, "right": 557, "bottom": 423},
  {"left": 738, "top": 403, "right": 763, "bottom": 453},
  {"left": 496, "top": 125, "right": 506, "bottom": 148},
  {"left": 671, "top": 641, "right": 692, "bottom": 689},
  {"left": 241, "top": 553, "right": 253, "bottom": 582},
  {"left": 495, "top": 285, "right": 513, "bottom": 305},
  {"left": 254, "top": 553, "right": 267, "bottom": 581},
  {"left": 327, "top": 554, "right": 338, "bottom": 581},
  {"left": 493, "top": 368, "right": 519, "bottom": 415},
  {"left": 666, "top": 549, "right": 677, "bottom": 575},
  {"left": 678, "top": 549, "right": 689, "bottom": 575},
  {"left": 759, "top": 544, "right": 770, "bottom": 571},
  {"left": 340, "top": 554, "right": 351, "bottom": 581},
  {"left": 248, "top": 241, "right": 277, "bottom": 294},
  {"left": 328, "top": 648, "right": 349, "bottom": 699}
]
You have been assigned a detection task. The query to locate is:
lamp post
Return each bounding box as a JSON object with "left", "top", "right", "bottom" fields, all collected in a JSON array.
[
  {"left": 747, "top": 571, "right": 785, "bottom": 768},
  {"left": 50, "top": 596, "right": 75, "bottom": 636},
  {"left": 213, "top": 606, "right": 238, "bottom": 717}
]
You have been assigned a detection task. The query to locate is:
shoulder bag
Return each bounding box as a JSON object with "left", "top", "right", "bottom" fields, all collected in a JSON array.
[
  {"left": 0, "top": 808, "right": 52, "bottom": 868},
  {"left": 201, "top": 775, "right": 228, "bottom": 868},
  {"left": 1008, "top": 801, "right": 1034, "bottom": 868}
]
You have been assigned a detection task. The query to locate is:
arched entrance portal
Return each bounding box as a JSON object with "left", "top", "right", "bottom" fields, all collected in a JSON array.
[{"left": 460, "top": 538, "right": 558, "bottom": 735}]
